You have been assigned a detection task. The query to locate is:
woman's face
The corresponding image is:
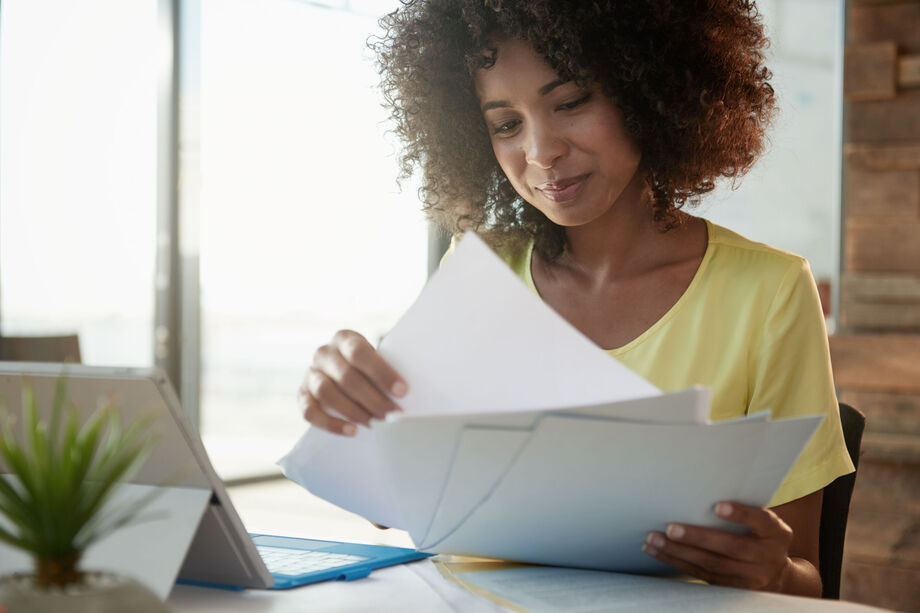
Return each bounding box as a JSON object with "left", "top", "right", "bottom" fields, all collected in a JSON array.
[{"left": 475, "top": 38, "right": 643, "bottom": 227}]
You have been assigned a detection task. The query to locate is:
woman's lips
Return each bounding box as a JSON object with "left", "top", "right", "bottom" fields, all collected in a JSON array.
[{"left": 536, "top": 174, "right": 589, "bottom": 203}]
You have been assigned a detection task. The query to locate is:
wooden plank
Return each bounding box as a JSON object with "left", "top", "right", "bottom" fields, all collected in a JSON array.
[
  {"left": 842, "top": 272, "right": 920, "bottom": 300},
  {"left": 845, "top": 507, "right": 920, "bottom": 567},
  {"left": 838, "top": 388, "right": 920, "bottom": 435},
  {"left": 849, "top": 460, "right": 920, "bottom": 512},
  {"left": 862, "top": 432, "right": 920, "bottom": 462},
  {"left": 840, "top": 273, "right": 920, "bottom": 328},
  {"left": 841, "top": 558, "right": 920, "bottom": 612},
  {"left": 845, "top": 41, "right": 898, "bottom": 101},
  {"left": 845, "top": 142, "right": 920, "bottom": 170},
  {"left": 852, "top": 0, "right": 920, "bottom": 5},
  {"left": 850, "top": 3, "right": 920, "bottom": 53},
  {"left": 845, "top": 167, "right": 920, "bottom": 216},
  {"left": 902, "top": 54, "right": 920, "bottom": 88},
  {"left": 845, "top": 217, "right": 920, "bottom": 272},
  {"left": 829, "top": 333, "right": 920, "bottom": 392},
  {"left": 840, "top": 300, "right": 920, "bottom": 328},
  {"left": 849, "top": 89, "right": 920, "bottom": 142}
]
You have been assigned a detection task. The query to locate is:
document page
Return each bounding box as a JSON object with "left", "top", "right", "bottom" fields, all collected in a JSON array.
[
  {"left": 376, "top": 231, "right": 661, "bottom": 416},
  {"left": 440, "top": 563, "right": 894, "bottom": 613}
]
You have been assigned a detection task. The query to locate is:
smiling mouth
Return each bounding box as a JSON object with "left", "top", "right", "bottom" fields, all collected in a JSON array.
[{"left": 536, "top": 174, "right": 589, "bottom": 203}]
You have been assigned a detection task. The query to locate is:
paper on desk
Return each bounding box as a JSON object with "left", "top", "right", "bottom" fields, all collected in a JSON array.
[{"left": 439, "top": 563, "right": 893, "bottom": 613}]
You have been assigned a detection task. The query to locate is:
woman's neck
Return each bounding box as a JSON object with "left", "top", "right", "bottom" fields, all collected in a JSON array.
[{"left": 558, "top": 172, "right": 673, "bottom": 284}]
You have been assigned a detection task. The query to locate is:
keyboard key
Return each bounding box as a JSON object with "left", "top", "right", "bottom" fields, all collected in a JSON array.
[{"left": 257, "top": 546, "right": 369, "bottom": 577}]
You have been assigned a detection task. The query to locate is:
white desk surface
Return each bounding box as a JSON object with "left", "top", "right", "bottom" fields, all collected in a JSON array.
[
  {"left": 167, "top": 478, "right": 503, "bottom": 611},
  {"left": 170, "top": 559, "right": 506, "bottom": 612},
  {"left": 166, "top": 478, "right": 892, "bottom": 613}
]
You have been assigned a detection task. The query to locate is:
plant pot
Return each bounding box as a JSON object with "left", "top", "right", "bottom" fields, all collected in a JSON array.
[{"left": 0, "top": 571, "right": 169, "bottom": 613}]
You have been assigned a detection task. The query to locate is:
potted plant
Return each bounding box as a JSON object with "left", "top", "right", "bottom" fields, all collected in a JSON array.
[{"left": 0, "top": 377, "right": 168, "bottom": 612}]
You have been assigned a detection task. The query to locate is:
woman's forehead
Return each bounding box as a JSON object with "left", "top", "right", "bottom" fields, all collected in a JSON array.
[{"left": 474, "top": 38, "right": 566, "bottom": 100}]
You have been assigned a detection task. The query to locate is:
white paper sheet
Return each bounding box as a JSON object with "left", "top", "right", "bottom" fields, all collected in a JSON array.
[
  {"left": 279, "top": 426, "right": 404, "bottom": 530},
  {"left": 421, "top": 427, "right": 532, "bottom": 550},
  {"left": 376, "top": 232, "right": 660, "bottom": 415},
  {"left": 448, "top": 565, "right": 893, "bottom": 613},
  {"left": 423, "top": 416, "right": 771, "bottom": 571}
]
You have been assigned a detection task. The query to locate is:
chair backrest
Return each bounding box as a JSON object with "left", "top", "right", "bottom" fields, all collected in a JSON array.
[
  {"left": 0, "top": 335, "right": 82, "bottom": 363},
  {"left": 819, "top": 402, "right": 866, "bottom": 599}
]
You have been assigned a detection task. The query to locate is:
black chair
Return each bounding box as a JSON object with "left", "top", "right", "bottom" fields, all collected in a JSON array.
[{"left": 818, "top": 402, "right": 866, "bottom": 599}]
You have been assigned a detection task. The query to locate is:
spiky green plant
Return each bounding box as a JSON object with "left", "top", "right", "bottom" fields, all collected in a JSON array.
[{"left": 0, "top": 377, "right": 157, "bottom": 589}]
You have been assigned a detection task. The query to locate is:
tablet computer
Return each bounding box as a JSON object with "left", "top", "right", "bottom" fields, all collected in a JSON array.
[{"left": 0, "top": 362, "right": 428, "bottom": 591}]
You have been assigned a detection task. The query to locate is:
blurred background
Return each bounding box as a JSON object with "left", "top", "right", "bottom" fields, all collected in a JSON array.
[{"left": 0, "top": 1, "right": 917, "bottom": 610}]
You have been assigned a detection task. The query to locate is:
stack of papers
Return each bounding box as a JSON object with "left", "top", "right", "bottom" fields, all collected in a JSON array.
[{"left": 280, "top": 232, "right": 822, "bottom": 574}]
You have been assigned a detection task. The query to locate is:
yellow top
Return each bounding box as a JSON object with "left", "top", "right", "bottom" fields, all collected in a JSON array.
[{"left": 450, "top": 220, "right": 854, "bottom": 507}]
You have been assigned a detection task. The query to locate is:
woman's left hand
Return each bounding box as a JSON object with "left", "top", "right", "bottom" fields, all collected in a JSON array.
[{"left": 642, "top": 501, "right": 794, "bottom": 592}]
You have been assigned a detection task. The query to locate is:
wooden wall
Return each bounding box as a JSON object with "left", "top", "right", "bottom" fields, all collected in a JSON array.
[{"left": 835, "top": 2, "right": 920, "bottom": 611}]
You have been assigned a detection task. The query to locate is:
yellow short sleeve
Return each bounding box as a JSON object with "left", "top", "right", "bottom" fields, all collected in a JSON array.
[{"left": 750, "top": 259, "right": 854, "bottom": 506}]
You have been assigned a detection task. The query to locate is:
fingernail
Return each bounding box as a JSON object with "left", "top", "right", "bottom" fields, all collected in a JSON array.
[
  {"left": 666, "top": 524, "right": 685, "bottom": 540},
  {"left": 391, "top": 381, "right": 408, "bottom": 397},
  {"left": 343, "top": 424, "right": 357, "bottom": 437},
  {"left": 642, "top": 544, "right": 658, "bottom": 556},
  {"left": 715, "top": 502, "right": 733, "bottom": 517},
  {"left": 646, "top": 532, "right": 665, "bottom": 548}
]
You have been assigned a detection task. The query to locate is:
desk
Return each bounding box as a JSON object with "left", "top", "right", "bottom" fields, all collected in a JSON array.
[
  {"left": 166, "top": 479, "right": 894, "bottom": 613},
  {"left": 169, "top": 560, "right": 505, "bottom": 612}
]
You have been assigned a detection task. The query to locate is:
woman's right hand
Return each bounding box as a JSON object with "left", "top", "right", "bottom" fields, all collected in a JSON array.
[{"left": 300, "top": 330, "right": 407, "bottom": 436}]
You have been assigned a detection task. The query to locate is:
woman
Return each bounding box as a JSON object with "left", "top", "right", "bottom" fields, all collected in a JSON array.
[{"left": 300, "top": 0, "right": 853, "bottom": 597}]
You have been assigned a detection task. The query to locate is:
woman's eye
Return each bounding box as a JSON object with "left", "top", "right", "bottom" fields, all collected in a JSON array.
[
  {"left": 559, "top": 94, "right": 592, "bottom": 111},
  {"left": 492, "top": 120, "right": 521, "bottom": 136}
]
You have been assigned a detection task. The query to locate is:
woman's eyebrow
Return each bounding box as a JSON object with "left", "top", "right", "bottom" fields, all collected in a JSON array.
[
  {"left": 538, "top": 79, "right": 565, "bottom": 96},
  {"left": 480, "top": 79, "right": 568, "bottom": 113},
  {"left": 481, "top": 99, "right": 511, "bottom": 112}
]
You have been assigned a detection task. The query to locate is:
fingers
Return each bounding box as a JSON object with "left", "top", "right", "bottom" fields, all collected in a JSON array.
[
  {"left": 644, "top": 529, "right": 766, "bottom": 586},
  {"left": 301, "top": 330, "right": 408, "bottom": 436},
  {"left": 642, "top": 539, "right": 753, "bottom": 589},
  {"left": 714, "top": 501, "right": 792, "bottom": 541},
  {"left": 332, "top": 330, "right": 408, "bottom": 399},
  {"left": 652, "top": 522, "right": 763, "bottom": 563},
  {"left": 305, "top": 367, "right": 373, "bottom": 425},
  {"left": 302, "top": 391, "right": 358, "bottom": 437},
  {"left": 641, "top": 501, "right": 793, "bottom": 591},
  {"left": 316, "top": 345, "right": 401, "bottom": 419}
]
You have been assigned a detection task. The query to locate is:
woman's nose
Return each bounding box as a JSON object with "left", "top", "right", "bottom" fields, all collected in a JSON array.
[{"left": 523, "top": 123, "right": 566, "bottom": 169}]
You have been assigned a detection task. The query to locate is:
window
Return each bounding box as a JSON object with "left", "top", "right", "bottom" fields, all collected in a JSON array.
[
  {"left": 0, "top": 0, "right": 158, "bottom": 367},
  {"left": 198, "top": 0, "right": 428, "bottom": 478},
  {"left": 0, "top": 0, "right": 429, "bottom": 481}
]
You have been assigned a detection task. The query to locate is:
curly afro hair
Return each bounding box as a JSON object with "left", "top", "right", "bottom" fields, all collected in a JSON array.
[{"left": 372, "top": 0, "right": 775, "bottom": 260}]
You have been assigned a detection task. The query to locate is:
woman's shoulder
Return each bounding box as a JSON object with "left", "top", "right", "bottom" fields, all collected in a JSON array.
[{"left": 704, "top": 220, "right": 812, "bottom": 285}]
